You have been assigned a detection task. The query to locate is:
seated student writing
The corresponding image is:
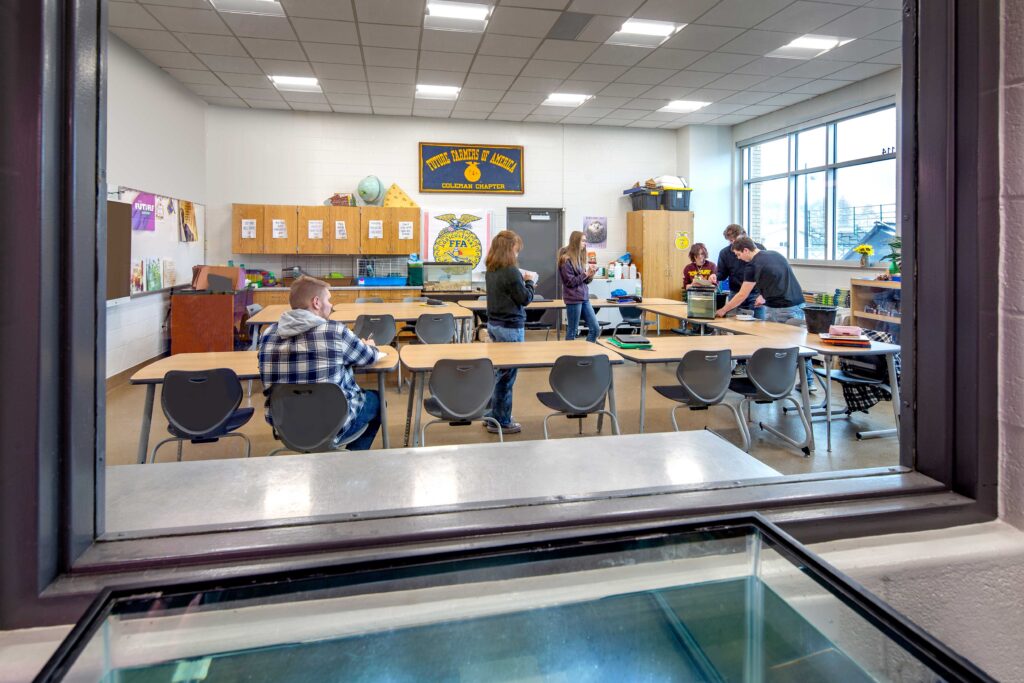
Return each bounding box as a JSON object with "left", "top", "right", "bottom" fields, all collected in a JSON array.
[{"left": 257, "top": 275, "right": 382, "bottom": 450}]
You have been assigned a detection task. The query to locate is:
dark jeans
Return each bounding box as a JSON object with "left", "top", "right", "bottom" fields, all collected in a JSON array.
[
  {"left": 338, "top": 389, "right": 381, "bottom": 450},
  {"left": 565, "top": 300, "right": 600, "bottom": 342},
  {"left": 763, "top": 305, "right": 814, "bottom": 386},
  {"left": 485, "top": 323, "right": 524, "bottom": 426}
]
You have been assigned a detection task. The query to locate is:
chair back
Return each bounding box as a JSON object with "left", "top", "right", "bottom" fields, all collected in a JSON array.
[
  {"left": 403, "top": 296, "right": 429, "bottom": 302},
  {"left": 161, "top": 369, "right": 243, "bottom": 438},
  {"left": 356, "top": 296, "right": 384, "bottom": 303},
  {"left": 676, "top": 349, "right": 732, "bottom": 406},
  {"left": 269, "top": 383, "right": 349, "bottom": 453},
  {"left": 618, "top": 305, "right": 642, "bottom": 322},
  {"left": 747, "top": 347, "right": 801, "bottom": 400},
  {"left": 246, "top": 303, "right": 263, "bottom": 317},
  {"left": 353, "top": 314, "right": 396, "bottom": 346},
  {"left": 416, "top": 312, "right": 457, "bottom": 343},
  {"left": 525, "top": 299, "right": 548, "bottom": 324},
  {"left": 549, "top": 355, "right": 613, "bottom": 413},
  {"left": 428, "top": 358, "right": 496, "bottom": 419},
  {"left": 207, "top": 274, "right": 234, "bottom": 293}
]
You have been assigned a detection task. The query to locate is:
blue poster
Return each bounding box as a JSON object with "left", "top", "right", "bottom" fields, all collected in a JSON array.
[{"left": 419, "top": 142, "right": 524, "bottom": 194}]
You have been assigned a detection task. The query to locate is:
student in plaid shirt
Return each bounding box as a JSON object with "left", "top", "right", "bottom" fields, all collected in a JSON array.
[{"left": 258, "top": 276, "right": 382, "bottom": 450}]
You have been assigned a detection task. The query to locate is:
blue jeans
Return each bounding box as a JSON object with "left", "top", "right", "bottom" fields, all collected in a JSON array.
[
  {"left": 338, "top": 389, "right": 381, "bottom": 450},
  {"left": 565, "top": 301, "right": 600, "bottom": 342},
  {"left": 764, "top": 305, "right": 814, "bottom": 386},
  {"left": 486, "top": 324, "right": 524, "bottom": 426}
]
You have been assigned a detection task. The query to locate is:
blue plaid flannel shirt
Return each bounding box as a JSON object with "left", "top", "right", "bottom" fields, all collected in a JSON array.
[{"left": 257, "top": 319, "right": 380, "bottom": 432}]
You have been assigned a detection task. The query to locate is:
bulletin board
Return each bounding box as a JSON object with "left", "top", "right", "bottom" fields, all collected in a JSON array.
[{"left": 118, "top": 186, "right": 206, "bottom": 295}]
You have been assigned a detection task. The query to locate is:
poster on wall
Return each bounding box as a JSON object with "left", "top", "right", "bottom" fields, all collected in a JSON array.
[
  {"left": 179, "top": 200, "right": 199, "bottom": 242},
  {"left": 583, "top": 216, "right": 607, "bottom": 249},
  {"left": 423, "top": 209, "right": 492, "bottom": 279},
  {"left": 123, "top": 189, "right": 157, "bottom": 231},
  {"left": 419, "top": 142, "right": 524, "bottom": 194}
]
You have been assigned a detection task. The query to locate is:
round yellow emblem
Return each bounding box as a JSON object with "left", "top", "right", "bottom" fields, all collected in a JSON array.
[
  {"left": 464, "top": 162, "right": 481, "bottom": 182},
  {"left": 674, "top": 232, "right": 690, "bottom": 251},
  {"left": 433, "top": 228, "right": 483, "bottom": 268}
]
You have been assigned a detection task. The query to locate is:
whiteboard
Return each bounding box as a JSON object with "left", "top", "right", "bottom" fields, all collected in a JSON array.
[{"left": 119, "top": 186, "right": 206, "bottom": 291}]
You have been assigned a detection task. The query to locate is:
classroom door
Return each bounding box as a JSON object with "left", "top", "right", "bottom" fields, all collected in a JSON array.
[{"left": 506, "top": 208, "right": 563, "bottom": 324}]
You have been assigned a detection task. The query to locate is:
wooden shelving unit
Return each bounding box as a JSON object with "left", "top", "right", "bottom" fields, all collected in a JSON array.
[{"left": 850, "top": 278, "right": 901, "bottom": 331}]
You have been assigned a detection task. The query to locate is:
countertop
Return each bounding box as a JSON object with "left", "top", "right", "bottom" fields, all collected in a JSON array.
[{"left": 254, "top": 285, "right": 422, "bottom": 291}]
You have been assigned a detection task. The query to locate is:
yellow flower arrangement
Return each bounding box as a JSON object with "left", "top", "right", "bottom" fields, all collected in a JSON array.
[{"left": 853, "top": 244, "right": 875, "bottom": 256}]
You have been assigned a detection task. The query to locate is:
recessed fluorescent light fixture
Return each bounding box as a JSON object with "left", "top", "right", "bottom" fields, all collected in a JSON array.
[
  {"left": 269, "top": 75, "right": 321, "bottom": 93},
  {"left": 768, "top": 34, "right": 854, "bottom": 59},
  {"left": 424, "top": 1, "right": 491, "bottom": 32},
  {"left": 659, "top": 100, "right": 711, "bottom": 114},
  {"left": 543, "top": 93, "right": 591, "bottom": 107},
  {"left": 607, "top": 19, "right": 682, "bottom": 48},
  {"left": 416, "top": 84, "right": 461, "bottom": 100},
  {"left": 210, "top": 0, "right": 284, "bottom": 17}
]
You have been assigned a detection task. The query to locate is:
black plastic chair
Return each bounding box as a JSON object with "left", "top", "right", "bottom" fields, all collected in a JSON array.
[
  {"left": 151, "top": 369, "right": 253, "bottom": 463},
  {"left": 353, "top": 314, "right": 396, "bottom": 346},
  {"left": 267, "top": 383, "right": 367, "bottom": 455},
  {"left": 398, "top": 296, "right": 429, "bottom": 338},
  {"left": 421, "top": 358, "right": 502, "bottom": 445},
  {"left": 355, "top": 296, "right": 384, "bottom": 303},
  {"left": 536, "top": 355, "right": 620, "bottom": 438},
  {"left": 728, "top": 347, "right": 812, "bottom": 455},
  {"left": 653, "top": 350, "right": 745, "bottom": 444},
  {"left": 525, "top": 295, "right": 554, "bottom": 341},
  {"left": 612, "top": 305, "right": 655, "bottom": 336},
  {"left": 415, "top": 312, "right": 457, "bottom": 344}
]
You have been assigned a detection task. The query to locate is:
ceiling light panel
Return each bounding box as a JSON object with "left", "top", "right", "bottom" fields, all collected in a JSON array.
[
  {"left": 767, "top": 35, "right": 855, "bottom": 59},
  {"left": 659, "top": 100, "right": 711, "bottom": 113},
  {"left": 543, "top": 93, "right": 591, "bottom": 107},
  {"left": 210, "top": 0, "right": 284, "bottom": 17},
  {"left": 607, "top": 19, "right": 682, "bottom": 48},
  {"left": 270, "top": 75, "right": 322, "bottom": 92},
  {"left": 425, "top": 1, "right": 492, "bottom": 32},
  {"left": 416, "top": 84, "right": 461, "bottom": 100}
]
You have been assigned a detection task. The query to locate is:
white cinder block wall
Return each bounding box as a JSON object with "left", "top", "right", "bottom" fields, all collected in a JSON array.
[{"left": 105, "top": 36, "right": 206, "bottom": 377}]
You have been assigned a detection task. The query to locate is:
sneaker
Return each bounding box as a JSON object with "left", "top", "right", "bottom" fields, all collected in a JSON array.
[{"left": 487, "top": 421, "right": 521, "bottom": 434}]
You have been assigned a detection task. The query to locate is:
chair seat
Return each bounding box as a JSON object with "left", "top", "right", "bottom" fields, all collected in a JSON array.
[
  {"left": 813, "top": 368, "right": 884, "bottom": 386},
  {"left": 168, "top": 406, "right": 254, "bottom": 440},
  {"left": 652, "top": 385, "right": 696, "bottom": 403},
  {"left": 423, "top": 396, "right": 482, "bottom": 422},
  {"left": 536, "top": 391, "right": 601, "bottom": 415}
]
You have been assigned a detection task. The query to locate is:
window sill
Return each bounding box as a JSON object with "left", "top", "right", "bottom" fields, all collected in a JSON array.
[{"left": 789, "top": 260, "right": 889, "bottom": 270}]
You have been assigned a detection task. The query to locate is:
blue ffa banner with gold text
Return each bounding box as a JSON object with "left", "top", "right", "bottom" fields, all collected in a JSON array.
[{"left": 419, "top": 142, "right": 524, "bottom": 194}]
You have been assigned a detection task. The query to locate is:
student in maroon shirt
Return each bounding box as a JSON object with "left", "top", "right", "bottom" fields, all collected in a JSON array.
[{"left": 683, "top": 243, "right": 717, "bottom": 289}]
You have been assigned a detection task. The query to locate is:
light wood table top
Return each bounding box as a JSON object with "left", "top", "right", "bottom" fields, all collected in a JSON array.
[
  {"left": 599, "top": 335, "right": 815, "bottom": 363},
  {"left": 457, "top": 298, "right": 565, "bottom": 311},
  {"left": 707, "top": 319, "right": 900, "bottom": 356},
  {"left": 400, "top": 340, "right": 623, "bottom": 371},
  {"left": 330, "top": 301, "right": 472, "bottom": 322},
  {"left": 130, "top": 347, "right": 399, "bottom": 383},
  {"left": 457, "top": 297, "right": 684, "bottom": 311},
  {"left": 638, "top": 302, "right": 692, "bottom": 318},
  {"left": 247, "top": 304, "right": 289, "bottom": 324}
]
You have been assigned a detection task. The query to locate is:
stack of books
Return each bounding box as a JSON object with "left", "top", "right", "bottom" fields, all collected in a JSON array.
[
  {"left": 607, "top": 334, "right": 652, "bottom": 350},
  {"left": 818, "top": 332, "right": 871, "bottom": 348}
]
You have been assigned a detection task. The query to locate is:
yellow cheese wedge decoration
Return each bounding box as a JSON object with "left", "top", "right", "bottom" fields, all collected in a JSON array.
[{"left": 382, "top": 183, "right": 418, "bottom": 208}]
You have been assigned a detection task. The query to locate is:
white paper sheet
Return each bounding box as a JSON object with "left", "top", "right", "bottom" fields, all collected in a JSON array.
[
  {"left": 368, "top": 220, "right": 383, "bottom": 239},
  {"left": 335, "top": 220, "right": 347, "bottom": 240},
  {"left": 307, "top": 219, "right": 323, "bottom": 239},
  {"left": 241, "top": 219, "right": 256, "bottom": 239}
]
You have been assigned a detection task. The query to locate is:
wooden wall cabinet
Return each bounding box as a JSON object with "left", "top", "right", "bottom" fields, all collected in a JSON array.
[
  {"left": 296, "top": 206, "right": 331, "bottom": 255},
  {"left": 360, "top": 206, "right": 420, "bottom": 255},
  {"left": 263, "top": 204, "right": 298, "bottom": 254},
  {"left": 626, "top": 210, "right": 694, "bottom": 330},
  {"left": 232, "top": 204, "right": 265, "bottom": 254},
  {"left": 329, "top": 206, "right": 361, "bottom": 254}
]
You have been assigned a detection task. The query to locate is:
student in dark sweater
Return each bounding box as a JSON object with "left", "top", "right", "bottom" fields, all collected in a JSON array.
[
  {"left": 558, "top": 230, "right": 600, "bottom": 342},
  {"left": 717, "top": 224, "right": 765, "bottom": 317},
  {"left": 484, "top": 229, "right": 535, "bottom": 434}
]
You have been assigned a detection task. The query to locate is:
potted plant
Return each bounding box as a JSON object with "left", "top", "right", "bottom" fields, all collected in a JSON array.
[
  {"left": 880, "top": 237, "right": 902, "bottom": 274},
  {"left": 853, "top": 244, "right": 875, "bottom": 267}
]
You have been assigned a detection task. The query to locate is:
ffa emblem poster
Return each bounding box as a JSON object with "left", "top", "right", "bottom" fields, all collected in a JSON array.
[{"left": 423, "top": 209, "right": 492, "bottom": 279}]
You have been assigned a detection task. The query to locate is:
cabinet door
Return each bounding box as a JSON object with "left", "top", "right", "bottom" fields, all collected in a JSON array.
[
  {"left": 297, "top": 206, "right": 331, "bottom": 255},
  {"left": 360, "top": 206, "right": 388, "bottom": 254},
  {"left": 387, "top": 207, "right": 421, "bottom": 256},
  {"left": 666, "top": 212, "right": 694, "bottom": 295},
  {"left": 263, "top": 205, "right": 298, "bottom": 254},
  {"left": 232, "top": 204, "right": 265, "bottom": 254},
  {"left": 329, "top": 206, "right": 360, "bottom": 255}
]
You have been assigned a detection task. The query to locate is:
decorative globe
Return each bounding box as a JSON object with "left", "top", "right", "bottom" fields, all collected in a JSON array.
[{"left": 357, "top": 175, "right": 383, "bottom": 204}]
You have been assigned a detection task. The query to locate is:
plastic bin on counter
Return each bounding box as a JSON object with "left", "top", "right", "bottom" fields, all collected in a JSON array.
[
  {"left": 357, "top": 276, "right": 407, "bottom": 286},
  {"left": 661, "top": 186, "right": 692, "bottom": 211},
  {"left": 623, "top": 187, "right": 661, "bottom": 211}
]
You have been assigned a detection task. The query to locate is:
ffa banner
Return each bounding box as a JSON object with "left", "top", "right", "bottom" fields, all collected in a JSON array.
[{"left": 419, "top": 142, "right": 524, "bottom": 194}]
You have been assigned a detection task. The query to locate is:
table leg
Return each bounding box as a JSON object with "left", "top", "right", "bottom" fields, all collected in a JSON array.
[
  {"left": 824, "top": 354, "right": 833, "bottom": 452},
  {"left": 137, "top": 384, "right": 156, "bottom": 464},
  {"left": 887, "top": 352, "right": 901, "bottom": 435},
  {"left": 556, "top": 312, "right": 562, "bottom": 340},
  {"left": 799, "top": 360, "right": 815, "bottom": 454},
  {"left": 378, "top": 371, "right": 390, "bottom": 449},
  {"left": 656, "top": 314, "right": 661, "bottom": 336},
  {"left": 639, "top": 363, "right": 647, "bottom": 433},
  {"left": 403, "top": 371, "right": 416, "bottom": 447},
  {"left": 412, "top": 372, "right": 426, "bottom": 447},
  {"left": 607, "top": 370, "right": 618, "bottom": 434},
  {"left": 249, "top": 323, "right": 259, "bottom": 350}
]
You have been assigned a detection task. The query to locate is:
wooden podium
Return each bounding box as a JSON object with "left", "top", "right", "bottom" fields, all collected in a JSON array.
[{"left": 170, "top": 289, "right": 253, "bottom": 354}]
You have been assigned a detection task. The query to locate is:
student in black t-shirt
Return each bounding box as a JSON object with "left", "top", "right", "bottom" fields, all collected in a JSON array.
[{"left": 716, "top": 224, "right": 765, "bottom": 316}]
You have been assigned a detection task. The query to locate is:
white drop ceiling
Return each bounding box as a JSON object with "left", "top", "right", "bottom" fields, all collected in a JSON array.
[{"left": 110, "top": 0, "right": 902, "bottom": 128}]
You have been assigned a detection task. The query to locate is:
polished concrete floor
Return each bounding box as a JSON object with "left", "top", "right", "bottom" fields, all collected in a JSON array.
[{"left": 105, "top": 336, "right": 900, "bottom": 477}]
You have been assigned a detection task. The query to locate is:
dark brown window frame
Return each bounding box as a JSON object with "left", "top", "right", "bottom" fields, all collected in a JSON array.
[{"left": 0, "top": 0, "right": 999, "bottom": 629}]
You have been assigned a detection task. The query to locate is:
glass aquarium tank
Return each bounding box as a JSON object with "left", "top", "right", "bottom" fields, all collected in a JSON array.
[
  {"left": 39, "top": 516, "right": 990, "bottom": 682},
  {"left": 422, "top": 261, "right": 475, "bottom": 292}
]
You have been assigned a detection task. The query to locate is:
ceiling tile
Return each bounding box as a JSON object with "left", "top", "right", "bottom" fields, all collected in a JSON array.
[
  {"left": 717, "top": 30, "right": 800, "bottom": 56},
  {"left": 572, "top": 105, "right": 614, "bottom": 117},
  {"left": 568, "top": 0, "right": 642, "bottom": 16},
  {"left": 240, "top": 38, "right": 306, "bottom": 60},
  {"left": 825, "top": 39, "right": 899, "bottom": 62},
  {"left": 109, "top": 2, "right": 162, "bottom": 30},
  {"left": 585, "top": 44, "right": 651, "bottom": 67},
  {"left": 163, "top": 68, "right": 222, "bottom": 85},
  {"left": 311, "top": 62, "right": 366, "bottom": 79},
  {"left": 282, "top": 91, "right": 329, "bottom": 103},
  {"left": 816, "top": 7, "right": 901, "bottom": 38},
  {"left": 686, "top": 52, "right": 757, "bottom": 73},
  {"left": 826, "top": 61, "right": 896, "bottom": 80},
  {"left": 472, "top": 55, "right": 528, "bottom": 76},
  {"left": 556, "top": 79, "right": 606, "bottom": 94},
  {"left": 146, "top": 6, "right": 230, "bottom": 34},
  {"left": 489, "top": 6, "right": 561, "bottom": 37},
  {"left": 636, "top": 48, "right": 706, "bottom": 70},
  {"left": 526, "top": 114, "right": 567, "bottom": 123},
  {"left": 749, "top": 75, "right": 812, "bottom": 92},
  {"left": 141, "top": 50, "right": 207, "bottom": 69},
  {"left": 332, "top": 104, "right": 373, "bottom": 113},
  {"left": 705, "top": 73, "right": 769, "bottom": 90},
  {"left": 256, "top": 59, "right": 315, "bottom": 77},
  {"left": 709, "top": 113, "right": 754, "bottom": 125},
  {"left": 365, "top": 66, "right": 417, "bottom": 84},
  {"left": 218, "top": 72, "right": 276, "bottom": 88},
  {"left": 458, "top": 88, "right": 506, "bottom": 102},
  {"left": 616, "top": 66, "right": 675, "bottom": 84},
  {"left": 733, "top": 57, "right": 795, "bottom": 76},
  {"left": 866, "top": 0, "right": 901, "bottom": 8},
  {"left": 694, "top": 0, "right": 794, "bottom": 28},
  {"left": 302, "top": 42, "right": 363, "bottom": 64},
  {"left": 280, "top": 0, "right": 355, "bottom": 20},
  {"left": 503, "top": 0, "right": 571, "bottom": 9},
  {"left": 598, "top": 117, "right": 640, "bottom": 125},
  {"left": 619, "top": 97, "right": 667, "bottom": 110},
  {"left": 510, "top": 75, "right": 565, "bottom": 92},
  {"left": 492, "top": 102, "right": 536, "bottom": 114},
  {"left": 419, "top": 50, "right": 474, "bottom": 72},
  {"left": 641, "top": 84, "right": 695, "bottom": 99},
  {"left": 626, "top": 120, "right": 665, "bottom": 127},
  {"left": 371, "top": 95, "right": 414, "bottom": 107},
  {"left": 320, "top": 79, "right": 369, "bottom": 94},
  {"left": 788, "top": 78, "right": 852, "bottom": 94},
  {"left": 562, "top": 117, "right": 600, "bottom": 124},
  {"left": 781, "top": 59, "right": 850, "bottom": 78},
  {"left": 758, "top": 92, "right": 813, "bottom": 106},
  {"left": 756, "top": 1, "right": 856, "bottom": 33},
  {"left": 421, "top": 29, "right": 482, "bottom": 53},
  {"left": 374, "top": 106, "right": 415, "bottom": 116},
  {"left": 353, "top": 0, "right": 424, "bottom": 26},
  {"left": 683, "top": 88, "right": 741, "bottom": 102},
  {"left": 735, "top": 104, "right": 780, "bottom": 116},
  {"left": 633, "top": 0, "right": 719, "bottom": 23},
  {"left": 175, "top": 33, "right": 247, "bottom": 56},
  {"left": 137, "top": 0, "right": 209, "bottom": 7},
  {"left": 606, "top": 108, "right": 646, "bottom": 120},
  {"left": 570, "top": 63, "right": 628, "bottom": 81},
  {"left": 111, "top": 27, "right": 186, "bottom": 52},
  {"left": 363, "top": 47, "right": 418, "bottom": 68},
  {"left": 325, "top": 92, "right": 371, "bottom": 105},
  {"left": 865, "top": 23, "right": 901, "bottom": 41},
  {"left": 359, "top": 23, "right": 420, "bottom": 49},
  {"left": 244, "top": 99, "right": 291, "bottom": 109},
  {"left": 867, "top": 47, "right": 901, "bottom": 65},
  {"left": 532, "top": 104, "right": 572, "bottom": 116},
  {"left": 453, "top": 100, "right": 498, "bottom": 112},
  {"left": 663, "top": 25, "right": 744, "bottom": 52},
  {"left": 502, "top": 91, "right": 548, "bottom": 104},
  {"left": 660, "top": 70, "right": 721, "bottom": 88},
  {"left": 416, "top": 70, "right": 465, "bottom": 86},
  {"left": 521, "top": 59, "right": 578, "bottom": 79},
  {"left": 450, "top": 111, "right": 491, "bottom": 119},
  {"left": 700, "top": 102, "right": 746, "bottom": 114},
  {"left": 206, "top": 96, "right": 249, "bottom": 107},
  {"left": 534, "top": 39, "right": 599, "bottom": 62},
  {"left": 463, "top": 73, "right": 516, "bottom": 89},
  {"left": 232, "top": 87, "right": 284, "bottom": 100},
  {"left": 290, "top": 18, "right": 358, "bottom": 43},
  {"left": 721, "top": 90, "right": 776, "bottom": 104},
  {"left": 184, "top": 82, "right": 235, "bottom": 98},
  {"left": 292, "top": 102, "right": 333, "bottom": 111},
  {"left": 368, "top": 82, "right": 415, "bottom": 96},
  {"left": 641, "top": 111, "right": 681, "bottom": 122},
  {"left": 598, "top": 82, "right": 650, "bottom": 97},
  {"left": 487, "top": 113, "right": 526, "bottom": 121},
  {"left": 575, "top": 15, "right": 625, "bottom": 43},
  {"left": 222, "top": 14, "right": 297, "bottom": 39}
]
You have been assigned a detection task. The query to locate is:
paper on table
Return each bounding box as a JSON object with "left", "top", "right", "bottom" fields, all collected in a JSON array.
[
  {"left": 368, "top": 220, "right": 383, "bottom": 239},
  {"left": 307, "top": 219, "right": 323, "bottom": 239},
  {"left": 272, "top": 219, "right": 287, "bottom": 239},
  {"left": 335, "top": 220, "right": 347, "bottom": 239},
  {"left": 241, "top": 219, "right": 256, "bottom": 239},
  {"left": 398, "top": 221, "right": 413, "bottom": 240}
]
